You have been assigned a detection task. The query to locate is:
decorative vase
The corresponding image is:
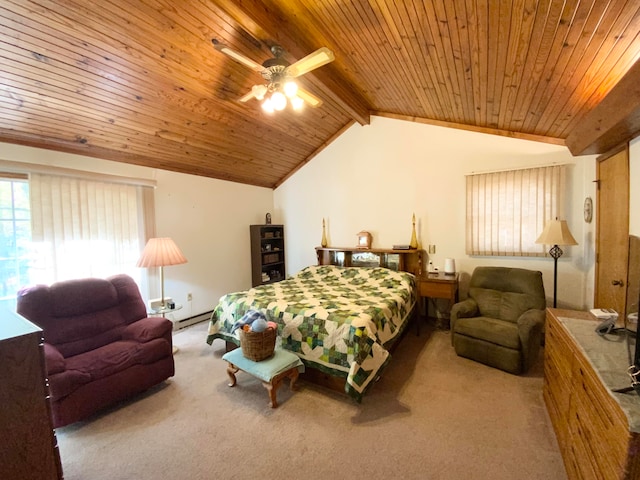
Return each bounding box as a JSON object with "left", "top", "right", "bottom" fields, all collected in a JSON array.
[
  {"left": 321, "top": 218, "right": 328, "bottom": 247},
  {"left": 409, "top": 213, "right": 418, "bottom": 249}
]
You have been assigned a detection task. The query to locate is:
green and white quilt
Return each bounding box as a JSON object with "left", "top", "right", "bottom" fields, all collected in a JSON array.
[{"left": 206, "top": 265, "right": 416, "bottom": 401}]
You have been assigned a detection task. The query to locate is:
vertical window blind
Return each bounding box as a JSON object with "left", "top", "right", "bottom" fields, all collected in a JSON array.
[
  {"left": 465, "top": 165, "right": 566, "bottom": 256},
  {"left": 29, "top": 173, "right": 154, "bottom": 284}
]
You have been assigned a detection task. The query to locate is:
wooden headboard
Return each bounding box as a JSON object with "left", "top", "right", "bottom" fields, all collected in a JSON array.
[{"left": 315, "top": 247, "right": 425, "bottom": 277}]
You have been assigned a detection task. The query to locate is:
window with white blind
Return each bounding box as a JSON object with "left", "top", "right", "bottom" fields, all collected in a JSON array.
[
  {"left": 28, "top": 172, "right": 155, "bottom": 286},
  {"left": 465, "top": 165, "right": 566, "bottom": 256},
  {"left": 0, "top": 161, "right": 157, "bottom": 313}
]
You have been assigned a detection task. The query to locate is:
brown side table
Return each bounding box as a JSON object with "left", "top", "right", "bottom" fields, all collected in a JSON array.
[{"left": 418, "top": 272, "right": 459, "bottom": 331}]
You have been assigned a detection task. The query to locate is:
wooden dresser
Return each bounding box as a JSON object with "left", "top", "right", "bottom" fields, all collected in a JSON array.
[
  {"left": 0, "top": 311, "right": 63, "bottom": 480},
  {"left": 544, "top": 308, "right": 640, "bottom": 479}
]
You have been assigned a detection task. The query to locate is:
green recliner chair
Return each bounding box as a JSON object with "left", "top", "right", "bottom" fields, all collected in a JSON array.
[{"left": 450, "top": 266, "right": 546, "bottom": 374}]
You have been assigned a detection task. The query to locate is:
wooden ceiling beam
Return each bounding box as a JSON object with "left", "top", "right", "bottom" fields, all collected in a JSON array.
[
  {"left": 565, "top": 59, "right": 640, "bottom": 156},
  {"left": 211, "top": 0, "right": 371, "bottom": 126}
]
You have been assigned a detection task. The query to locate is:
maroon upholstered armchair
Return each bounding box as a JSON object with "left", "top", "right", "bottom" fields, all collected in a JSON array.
[{"left": 16, "top": 274, "right": 175, "bottom": 428}]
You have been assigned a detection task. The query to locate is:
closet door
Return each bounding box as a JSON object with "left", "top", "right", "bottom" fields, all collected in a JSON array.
[{"left": 595, "top": 146, "right": 629, "bottom": 313}]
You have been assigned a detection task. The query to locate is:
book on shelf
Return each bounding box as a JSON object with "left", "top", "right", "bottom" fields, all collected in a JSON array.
[{"left": 392, "top": 244, "right": 412, "bottom": 250}]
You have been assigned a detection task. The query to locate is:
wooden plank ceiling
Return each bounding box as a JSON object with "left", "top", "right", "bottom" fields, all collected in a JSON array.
[{"left": 1, "top": 1, "right": 640, "bottom": 188}]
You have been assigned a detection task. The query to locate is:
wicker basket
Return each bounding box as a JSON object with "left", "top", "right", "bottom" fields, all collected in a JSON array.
[{"left": 239, "top": 327, "right": 276, "bottom": 361}]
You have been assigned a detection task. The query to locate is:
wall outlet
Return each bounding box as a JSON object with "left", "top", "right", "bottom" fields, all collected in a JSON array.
[
  {"left": 428, "top": 244, "right": 436, "bottom": 254},
  {"left": 187, "top": 293, "right": 192, "bottom": 302}
]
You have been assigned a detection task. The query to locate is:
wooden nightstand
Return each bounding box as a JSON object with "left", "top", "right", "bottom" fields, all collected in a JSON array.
[{"left": 418, "top": 272, "right": 459, "bottom": 331}]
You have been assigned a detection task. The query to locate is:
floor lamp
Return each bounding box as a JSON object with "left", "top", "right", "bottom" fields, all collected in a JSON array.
[
  {"left": 136, "top": 237, "right": 187, "bottom": 309},
  {"left": 535, "top": 219, "right": 578, "bottom": 308}
]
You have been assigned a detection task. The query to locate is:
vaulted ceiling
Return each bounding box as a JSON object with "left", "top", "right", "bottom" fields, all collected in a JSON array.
[{"left": 1, "top": 1, "right": 640, "bottom": 188}]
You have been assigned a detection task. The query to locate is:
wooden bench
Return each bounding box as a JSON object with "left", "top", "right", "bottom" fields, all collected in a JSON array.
[{"left": 222, "top": 348, "right": 304, "bottom": 408}]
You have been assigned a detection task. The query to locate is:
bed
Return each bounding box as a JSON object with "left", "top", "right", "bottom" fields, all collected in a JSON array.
[{"left": 207, "top": 247, "right": 423, "bottom": 401}]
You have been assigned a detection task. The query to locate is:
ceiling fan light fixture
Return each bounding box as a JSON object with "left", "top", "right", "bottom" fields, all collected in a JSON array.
[
  {"left": 271, "top": 91, "right": 287, "bottom": 111},
  {"left": 283, "top": 81, "right": 298, "bottom": 98},
  {"left": 213, "top": 40, "right": 334, "bottom": 113},
  {"left": 291, "top": 96, "right": 304, "bottom": 111},
  {"left": 261, "top": 97, "right": 275, "bottom": 113}
]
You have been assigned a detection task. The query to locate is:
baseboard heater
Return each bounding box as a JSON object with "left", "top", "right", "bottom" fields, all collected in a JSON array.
[{"left": 172, "top": 311, "right": 212, "bottom": 331}]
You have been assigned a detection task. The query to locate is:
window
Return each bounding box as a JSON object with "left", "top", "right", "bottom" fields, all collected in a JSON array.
[
  {"left": 28, "top": 173, "right": 150, "bottom": 285},
  {"left": 465, "top": 165, "right": 566, "bottom": 256},
  {"left": 0, "top": 175, "right": 31, "bottom": 311},
  {"left": 0, "top": 166, "right": 156, "bottom": 314}
]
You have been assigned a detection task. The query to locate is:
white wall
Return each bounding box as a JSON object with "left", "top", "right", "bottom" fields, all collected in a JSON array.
[
  {"left": 1, "top": 143, "right": 273, "bottom": 320},
  {"left": 152, "top": 169, "right": 272, "bottom": 320},
  {"left": 275, "top": 116, "right": 598, "bottom": 310}
]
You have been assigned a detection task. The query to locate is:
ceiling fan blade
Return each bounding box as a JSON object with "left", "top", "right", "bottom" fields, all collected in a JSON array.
[
  {"left": 212, "top": 39, "right": 264, "bottom": 72},
  {"left": 239, "top": 90, "right": 256, "bottom": 103},
  {"left": 287, "top": 47, "right": 335, "bottom": 78},
  {"left": 239, "top": 85, "right": 268, "bottom": 103},
  {"left": 296, "top": 87, "right": 323, "bottom": 107}
]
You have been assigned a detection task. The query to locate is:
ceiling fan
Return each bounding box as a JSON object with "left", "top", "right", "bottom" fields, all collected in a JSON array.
[{"left": 212, "top": 39, "right": 334, "bottom": 113}]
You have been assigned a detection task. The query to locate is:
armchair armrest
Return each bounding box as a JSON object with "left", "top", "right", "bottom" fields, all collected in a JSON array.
[
  {"left": 450, "top": 298, "right": 479, "bottom": 339},
  {"left": 43, "top": 342, "right": 66, "bottom": 375},
  {"left": 122, "top": 316, "right": 172, "bottom": 343},
  {"left": 517, "top": 309, "right": 545, "bottom": 371},
  {"left": 451, "top": 298, "right": 478, "bottom": 320}
]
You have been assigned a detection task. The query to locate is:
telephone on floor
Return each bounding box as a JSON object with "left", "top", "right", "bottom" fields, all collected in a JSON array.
[{"left": 591, "top": 308, "right": 619, "bottom": 335}]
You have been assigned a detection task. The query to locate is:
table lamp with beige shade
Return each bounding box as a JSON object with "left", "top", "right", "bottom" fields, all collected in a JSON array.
[
  {"left": 136, "top": 237, "right": 187, "bottom": 310},
  {"left": 137, "top": 237, "right": 187, "bottom": 354}
]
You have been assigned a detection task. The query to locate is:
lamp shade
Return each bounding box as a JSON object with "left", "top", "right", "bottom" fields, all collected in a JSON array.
[
  {"left": 136, "top": 237, "right": 187, "bottom": 268},
  {"left": 535, "top": 219, "right": 578, "bottom": 246}
]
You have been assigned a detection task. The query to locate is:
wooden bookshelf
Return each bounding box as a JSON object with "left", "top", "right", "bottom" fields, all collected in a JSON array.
[{"left": 250, "top": 225, "right": 286, "bottom": 287}]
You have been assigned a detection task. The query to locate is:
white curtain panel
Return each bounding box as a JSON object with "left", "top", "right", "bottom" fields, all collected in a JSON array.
[
  {"left": 466, "top": 165, "right": 566, "bottom": 256},
  {"left": 29, "top": 173, "right": 151, "bottom": 284}
]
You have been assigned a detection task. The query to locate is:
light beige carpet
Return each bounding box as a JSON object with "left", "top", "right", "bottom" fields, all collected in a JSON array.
[{"left": 56, "top": 321, "right": 567, "bottom": 480}]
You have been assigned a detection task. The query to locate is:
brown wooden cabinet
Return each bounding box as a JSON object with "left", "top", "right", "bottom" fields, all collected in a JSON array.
[
  {"left": 544, "top": 308, "right": 640, "bottom": 479},
  {"left": 0, "top": 311, "right": 63, "bottom": 480},
  {"left": 250, "top": 224, "right": 285, "bottom": 287}
]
